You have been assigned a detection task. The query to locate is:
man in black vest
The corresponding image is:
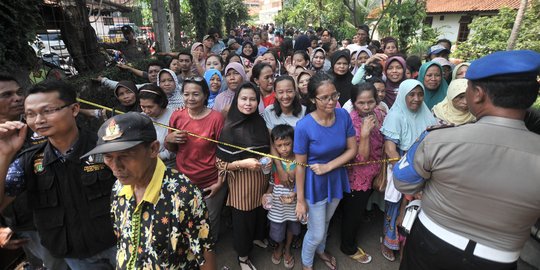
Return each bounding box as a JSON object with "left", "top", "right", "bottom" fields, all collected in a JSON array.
[{"left": 0, "top": 80, "right": 116, "bottom": 269}]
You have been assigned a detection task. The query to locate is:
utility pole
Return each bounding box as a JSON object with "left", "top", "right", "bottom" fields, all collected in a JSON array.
[{"left": 151, "top": 0, "right": 170, "bottom": 52}]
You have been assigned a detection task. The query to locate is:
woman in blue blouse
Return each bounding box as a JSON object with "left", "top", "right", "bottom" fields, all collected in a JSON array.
[{"left": 294, "top": 73, "right": 357, "bottom": 270}]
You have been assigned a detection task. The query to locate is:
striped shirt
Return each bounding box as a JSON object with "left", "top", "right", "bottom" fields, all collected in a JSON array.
[
  {"left": 267, "top": 183, "right": 298, "bottom": 223},
  {"left": 216, "top": 158, "right": 268, "bottom": 211}
]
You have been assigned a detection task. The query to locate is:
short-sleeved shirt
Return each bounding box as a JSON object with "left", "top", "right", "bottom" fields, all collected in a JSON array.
[
  {"left": 294, "top": 108, "right": 356, "bottom": 204},
  {"left": 111, "top": 159, "right": 214, "bottom": 269},
  {"left": 263, "top": 104, "right": 306, "bottom": 130},
  {"left": 169, "top": 109, "right": 224, "bottom": 189},
  {"left": 393, "top": 116, "right": 540, "bottom": 251}
]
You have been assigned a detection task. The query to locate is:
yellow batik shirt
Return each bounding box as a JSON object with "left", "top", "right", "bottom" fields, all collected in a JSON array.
[{"left": 110, "top": 159, "right": 214, "bottom": 270}]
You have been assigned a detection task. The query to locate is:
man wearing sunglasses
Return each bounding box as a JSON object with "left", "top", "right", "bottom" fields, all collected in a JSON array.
[{"left": 0, "top": 80, "right": 116, "bottom": 269}]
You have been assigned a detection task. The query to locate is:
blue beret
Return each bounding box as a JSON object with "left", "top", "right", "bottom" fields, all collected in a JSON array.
[{"left": 466, "top": 50, "right": 540, "bottom": 80}]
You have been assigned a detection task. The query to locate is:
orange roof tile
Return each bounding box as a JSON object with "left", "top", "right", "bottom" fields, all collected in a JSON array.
[{"left": 427, "top": 0, "right": 520, "bottom": 14}]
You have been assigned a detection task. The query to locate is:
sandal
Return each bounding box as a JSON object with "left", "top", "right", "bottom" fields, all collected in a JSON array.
[
  {"left": 381, "top": 244, "right": 396, "bottom": 262},
  {"left": 253, "top": 239, "right": 268, "bottom": 249},
  {"left": 349, "top": 247, "right": 372, "bottom": 264},
  {"left": 238, "top": 257, "right": 257, "bottom": 270},
  {"left": 271, "top": 249, "right": 283, "bottom": 265},
  {"left": 318, "top": 251, "right": 337, "bottom": 270},
  {"left": 284, "top": 253, "right": 295, "bottom": 269}
]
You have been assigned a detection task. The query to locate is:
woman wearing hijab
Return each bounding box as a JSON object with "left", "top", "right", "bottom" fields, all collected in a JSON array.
[
  {"left": 112, "top": 80, "right": 140, "bottom": 113},
  {"left": 310, "top": 47, "right": 327, "bottom": 73},
  {"left": 204, "top": 69, "right": 223, "bottom": 108},
  {"left": 329, "top": 50, "right": 354, "bottom": 106},
  {"left": 432, "top": 78, "right": 475, "bottom": 125},
  {"left": 381, "top": 56, "right": 407, "bottom": 108},
  {"left": 191, "top": 42, "right": 206, "bottom": 76},
  {"left": 213, "top": 62, "right": 265, "bottom": 116},
  {"left": 293, "top": 35, "right": 311, "bottom": 52},
  {"left": 452, "top": 62, "right": 470, "bottom": 80},
  {"left": 240, "top": 41, "right": 258, "bottom": 70},
  {"left": 418, "top": 61, "right": 449, "bottom": 110},
  {"left": 380, "top": 79, "right": 437, "bottom": 262},
  {"left": 157, "top": 68, "right": 184, "bottom": 109},
  {"left": 216, "top": 82, "right": 271, "bottom": 270}
]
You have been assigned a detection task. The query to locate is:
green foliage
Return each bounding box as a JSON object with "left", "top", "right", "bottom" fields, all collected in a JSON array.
[
  {"left": 534, "top": 96, "right": 540, "bottom": 110},
  {"left": 275, "top": 0, "right": 348, "bottom": 29},
  {"left": 207, "top": 0, "right": 223, "bottom": 33},
  {"left": 0, "top": 0, "right": 42, "bottom": 72},
  {"left": 223, "top": 0, "right": 249, "bottom": 33},
  {"left": 454, "top": 1, "right": 540, "bottom": 61},
  {"left": 188, "top": 0, "right": 208, "bottom": 40},
  {"left": 376, "top": 0, "right": 428, "bottom": 54}
]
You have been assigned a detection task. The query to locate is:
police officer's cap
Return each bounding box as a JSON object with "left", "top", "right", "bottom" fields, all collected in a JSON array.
[
  {"left": 121, "top": 25, "right": 133, "bottom": 34},
  {"left": 466, "top": 50, "right": 540, "bottom": 80},
  {"left": 82, "top": 112, "right": 157, "bottom": 158}
]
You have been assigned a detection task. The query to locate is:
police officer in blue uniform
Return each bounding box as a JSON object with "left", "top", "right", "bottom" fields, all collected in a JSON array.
[{"left": 393, "top": 50, "right": 540, "bottom": 270}]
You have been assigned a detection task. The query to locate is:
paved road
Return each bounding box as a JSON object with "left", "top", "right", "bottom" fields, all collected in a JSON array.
[{"left": 214, "top": 207, "right": 539, "bottom": 270}]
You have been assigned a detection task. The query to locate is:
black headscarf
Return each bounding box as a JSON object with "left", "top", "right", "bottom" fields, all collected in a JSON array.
[
  {"left": 240, "top": 41, "right": 258, "bottom": 63},
  {"left": 216, "top": 82, "right": 270, "bottom": 162},
  {"left": 113, "top": 80, "right": 141, "bottom": 114},
  {"left": 329, "top": 50, "right": 353, "bottom": 106}
]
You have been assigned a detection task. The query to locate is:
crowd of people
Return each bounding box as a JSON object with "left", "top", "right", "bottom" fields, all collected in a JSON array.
[{"left": 0, "top": 23, "right": 539, "bottom": 270}]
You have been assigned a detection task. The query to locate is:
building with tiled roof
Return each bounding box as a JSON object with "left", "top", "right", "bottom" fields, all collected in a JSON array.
[{"left": 425, "top": 0, "right": 520, "bottom": 43}]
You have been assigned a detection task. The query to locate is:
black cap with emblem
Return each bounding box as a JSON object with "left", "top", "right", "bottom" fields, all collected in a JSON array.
[{"left": 82, "top": 112, "right": 157, "bottom": 158}]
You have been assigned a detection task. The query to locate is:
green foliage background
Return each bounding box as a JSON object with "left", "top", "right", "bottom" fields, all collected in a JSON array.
[{"left": 454, "top": 0, "right": 540, "bottom": 61}]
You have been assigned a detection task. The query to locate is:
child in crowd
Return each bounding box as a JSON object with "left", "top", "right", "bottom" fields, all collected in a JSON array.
[{"left": 263, "top": 124, "right": 300, "bottom": 269}]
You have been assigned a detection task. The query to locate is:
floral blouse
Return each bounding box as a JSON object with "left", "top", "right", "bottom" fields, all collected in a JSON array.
[
  {"left": 347, "top": 107, "right": 386, "bottom": 191},
  {"left": 110, "top": 159, "right": 214, "bottom": 270}
]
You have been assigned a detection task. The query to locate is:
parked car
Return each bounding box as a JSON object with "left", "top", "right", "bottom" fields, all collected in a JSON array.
[{"left": 35, "top": 30, "right": 70, "bottom": 58}]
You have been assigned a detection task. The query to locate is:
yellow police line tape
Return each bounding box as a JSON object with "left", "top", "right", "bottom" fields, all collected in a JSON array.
[{"left": 77, "top": 98, "right": 399, "bottom": 167}]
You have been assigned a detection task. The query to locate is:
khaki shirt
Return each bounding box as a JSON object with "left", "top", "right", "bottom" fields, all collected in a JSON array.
[{"left": 393, "top": 116, "right": 540, "bottom": 251}]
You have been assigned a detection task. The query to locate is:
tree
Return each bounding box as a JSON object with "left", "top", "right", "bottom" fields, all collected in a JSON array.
[
  {"left": 222, "top": 0, "right": 249, "bottom": 34},
  {"left": 507, "top": 0, "right": 528, "bottom": 50},
  {"left": 454, "top": 0, "right": 540, "bottom": 60},
  {"left": 375, "top": 0, "right": 428, "bottom": 54},
  {"left": 342, "top": 0, "right": 381, "bottom": 27},
  {"left": 0, "top": 0, "right": 41, "bottom": 86},
  {"left": 208, "top": 0, "right": 223, "bottom": 34},
  {"left": 169, "top": 0, "right": 182, "bottom": 51},
  {"left": 188, "top": 0, "right": 208, "bottom": 40},
  {"left": 60, "top": 0, "right": 106, "bottom": 72}
]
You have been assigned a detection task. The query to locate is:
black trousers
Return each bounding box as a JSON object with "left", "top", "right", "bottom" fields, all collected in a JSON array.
[
  {"left": 231, "top": 206, "right": 267, "bottom": 257},
  {"left": 339, "top": 189, "right": 373, "bottom": 255},
  {"left": 400, "top": 219, "right": 517, "bottom": 270}
]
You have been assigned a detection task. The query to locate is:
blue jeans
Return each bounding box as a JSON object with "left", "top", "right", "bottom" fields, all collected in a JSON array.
[
  {"left": 64, "top": 246, "right": 116, "bottom": 270},
  {"left": 301, "top": 198, "right": 340, "bottom": 267}
]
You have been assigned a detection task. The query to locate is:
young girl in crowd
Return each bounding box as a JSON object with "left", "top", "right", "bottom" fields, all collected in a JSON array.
[
  {"left": 205, "top": 54, "right": 224, "bottom": 72},
  {"left": 295, "top": 73, "right": 357, "bottom": 270},
  {"left": 285, "top": 50, "right": 310, "bottom": 75},
  {"left": 138, "top": 84, "right": 175, "bottom": 167},
  {"left": 204, "top": 69, "right": 223, "bottom": 108},
  {"left": 265, "top": 124, "right": 300, "bottom": 269},
  {"left": 310, "top": 47, "right": 327, "bottom": 73},
  {"left": 296, "top": 70, "right": 313, "bottom": 107}
]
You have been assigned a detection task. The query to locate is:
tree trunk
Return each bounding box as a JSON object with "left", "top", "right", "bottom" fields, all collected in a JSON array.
[
  {"left": 168, "top": 0, "right": 182, "bottom": 51},
  {"left": 61, "top": 0, "right": 105, "bottom": 73},
  {"left": 152, "top": 0, "right": 171, "bottom": 52},
  {"left": 507, "top": 0, "right": 527, "bottom": 50}
]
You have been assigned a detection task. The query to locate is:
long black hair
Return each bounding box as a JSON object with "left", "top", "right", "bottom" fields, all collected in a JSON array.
[{"left": 272, "top": 75, "right": 303, "bottom": 117}]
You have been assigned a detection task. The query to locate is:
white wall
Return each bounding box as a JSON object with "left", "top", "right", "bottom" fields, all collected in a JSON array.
[{"left": 429, "top": 13, "right": 462, "bottom": 43}]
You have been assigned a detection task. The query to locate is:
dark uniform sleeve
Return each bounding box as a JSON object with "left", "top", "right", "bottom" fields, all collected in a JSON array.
[
  {"left": 5, "top": 158, "right": 26, "bottom": 197},
  {"left": 392, "top": 131, "right": 432, "bottom": 195}
]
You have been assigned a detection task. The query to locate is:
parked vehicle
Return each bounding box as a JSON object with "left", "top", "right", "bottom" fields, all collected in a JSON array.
[{"left": 35, "top": 30, "right": 70, "bottom": 58}]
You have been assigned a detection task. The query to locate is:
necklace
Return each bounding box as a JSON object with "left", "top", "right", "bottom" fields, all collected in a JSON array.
[{"left": 188, "top": 107, "right": 208, "bottom": 119}]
